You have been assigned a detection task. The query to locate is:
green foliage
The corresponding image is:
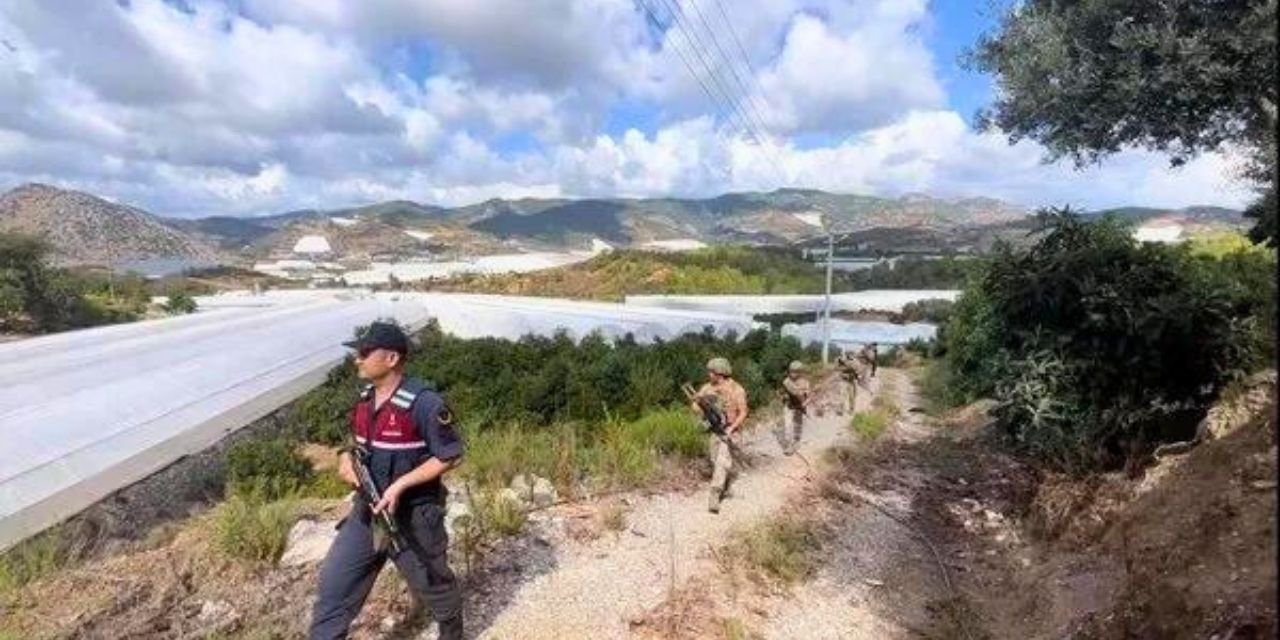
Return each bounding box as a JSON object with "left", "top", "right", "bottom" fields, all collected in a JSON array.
[
  {"left": 468, "top": 490, "right": 527, "bottom": 538},
  {"left": 899, "top": 298, "right": 955, "bottom": 324},
  {"left": 943, "top": 210, "right": 1273, "bottom": 471},
  {"left": 968, "top": 0, "right": 1276, "bottom": 244},
  {"left": 211, "top": 492, "right": 299, "bottom": 564},
  {"left": 849, "top": 411, "right": 889, "bottom": 441},
  {"left": 0, "top": 233, "right": 138, "bottom": 333},
  {"left": 0, "top": 530, "right": 66, "bottom": 592},
  {"left": 968, "top": 0, "right": 1276, "bottom": 165},
  {"left": 843, "top": 256, "right": 984, "bottom": 291},
  {"left": 163, "top": 292, "right": 198, "bottom": 314},
  {"left": 225, "top": 439, "right": 315, "bottom": 501},
  {"left": 915, "top": 358, "right": 964, "bottom": 416}
]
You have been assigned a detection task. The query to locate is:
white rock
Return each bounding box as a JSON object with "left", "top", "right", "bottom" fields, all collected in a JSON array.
[
  {"left": 498, "top": 487, "right": 523, "bottom": 505},
  {"left": 197, "top": 599, "right": 239, "bottom": 628},
  {"left": 531, "top": 476, "right": 558, "bottom": 508},
  {"left": 280, "top": 518, "right": 339, "bottom": 567},
  {"left": 445, "top": 501, "right": 472, "bottom": 537},
  {"left": 510, "top": 474, "right": 533, "bottom": 502}
]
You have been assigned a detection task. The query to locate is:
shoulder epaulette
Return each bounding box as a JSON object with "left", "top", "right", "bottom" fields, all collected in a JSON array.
[
  {"left": 359, "top": 384, "right": 374, "bottom": 400},
  {"left": 391, "top": 379, "right": 426, "bottom": 409}
]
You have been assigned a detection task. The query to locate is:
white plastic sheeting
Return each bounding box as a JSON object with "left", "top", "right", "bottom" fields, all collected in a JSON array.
[
  {"left": 782, "top": 318, "right": 937, "bottom": 348},
  {"left": 0, "top": 290, "right": 760, "bottom": 549},
  {"left": 418, "top": 294, "right": 757, "bottom": 343},
  {"left": 625, "top": 290, "right": 961, "bottom": 315},
  {"left": 0, "top": 291, "right": 430, "bottom": 551},
  {"left": 342, "top": 252, "right": 593, "bottom": 286}
]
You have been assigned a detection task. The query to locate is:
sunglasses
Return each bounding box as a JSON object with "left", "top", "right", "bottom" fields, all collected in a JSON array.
[{"left": 355, "top": 346, "right": 380, "bottom": 359}]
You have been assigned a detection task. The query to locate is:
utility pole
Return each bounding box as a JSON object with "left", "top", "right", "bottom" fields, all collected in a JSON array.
[{"left": 822, "top": 230, "right": 834, "bottom": 365}]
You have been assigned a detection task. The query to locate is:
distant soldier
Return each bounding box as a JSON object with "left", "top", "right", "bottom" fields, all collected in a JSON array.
[
  {"left": 835, "top": 349, "right": 860, "bottom": 416},
  {"left": 859, "top": 342, "right": 879, "bottom": 378},
  {"left": 690, "top": 357, "right": 749, "bottom": 513},
  {"left": 780, "top": 361, "right": 811, "bottom": 455},
  {"left": 309, "top": 323, "right": 464, "bottom": 640}
]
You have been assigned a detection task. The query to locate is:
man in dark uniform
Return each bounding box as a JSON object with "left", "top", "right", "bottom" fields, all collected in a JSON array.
[{"left": 309, "top": 322, "right": 464, "bottom": 640}]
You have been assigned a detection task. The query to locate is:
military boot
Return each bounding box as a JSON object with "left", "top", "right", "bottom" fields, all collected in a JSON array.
[{"left": 707, "top": 488, "right": 721, "bottom": 513}]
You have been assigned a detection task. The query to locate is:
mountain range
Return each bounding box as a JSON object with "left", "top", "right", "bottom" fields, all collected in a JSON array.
[{"left": 0, "top": 182, "right": 1248, "bottom": 268}]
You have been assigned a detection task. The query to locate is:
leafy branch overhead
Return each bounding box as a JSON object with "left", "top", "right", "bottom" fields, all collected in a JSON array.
[{"left": 969, "top": 0, "right": 1278, "bottom": 244}]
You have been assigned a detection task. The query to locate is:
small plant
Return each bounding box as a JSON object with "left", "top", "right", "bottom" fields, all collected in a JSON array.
[
  {"left": 212, "top": 492, "right": 299, "bottom": 564},
  {"left": 226, "top": 439, "right": 315, "bottom": 501},
  {"left": 470, "top": 491, "right": 526, "bottom": 538},
  {"left": 599, "top": 502, "right": 628, "bottom": 532},
  {"left": 850, "top": 410, "right": 889, "bottom": 441},
  {"left": 727, "top": 519, "right": 822, "bottom": 585},
  {"left": 0, "top": 530, "right": 66, "bottom": 592},
  {"left": 163, "top": 292, "right": 198, "bottom": 314}
]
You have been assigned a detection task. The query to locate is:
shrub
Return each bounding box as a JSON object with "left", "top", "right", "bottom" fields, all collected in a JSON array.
[
  {"left": 944, "top": 210, "right": 1273, "bottom": 472},
  {"left": 899, "top": 298, "right": 955, "bottom": 324},
  {"left": 212, "top": 493, "right": 299, "bottom": 563},
  {"left": 226, "top": 439, "right": 315, "bottom": 500},
  {"left": 163, "top": 292, "right": 198, "bottom": 314}
]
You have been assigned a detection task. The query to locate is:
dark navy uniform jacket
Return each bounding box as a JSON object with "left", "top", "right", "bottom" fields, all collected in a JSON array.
[{"left": 351, "top": 378, "right": 463, "bottom": 507}]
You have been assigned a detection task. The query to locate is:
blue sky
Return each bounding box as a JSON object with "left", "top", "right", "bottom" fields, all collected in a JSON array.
[{"left": 0, "top": 0, "right": 1252, "bottom": 217}]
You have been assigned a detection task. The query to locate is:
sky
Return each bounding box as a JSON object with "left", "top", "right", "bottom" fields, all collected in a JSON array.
[{"left": 0, "top": 0, "right": 1258, "bottom": 218}]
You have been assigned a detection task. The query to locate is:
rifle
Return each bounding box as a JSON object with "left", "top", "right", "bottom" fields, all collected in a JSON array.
[
  {"left": 681, "top": 383, "right": 749, "bottom": 463},
  {"left": 347, "top": 438, "right": 406, "bottom": 555}
]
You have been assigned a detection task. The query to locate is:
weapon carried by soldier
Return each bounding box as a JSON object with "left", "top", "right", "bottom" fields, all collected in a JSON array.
[
  {"left": 681, "top": 382, "right": 750, "bottom": 463},
  {"left": 347, "top": 434, "right": 407, "bottom": 554}
]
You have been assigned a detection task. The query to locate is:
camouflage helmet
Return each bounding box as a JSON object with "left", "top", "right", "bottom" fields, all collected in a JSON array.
[
  {"left": 788, "top": 360, "right": 805, "bottom": 372},
  {"left": 706, "top": 357, "right": 733, "bottom": 376}
]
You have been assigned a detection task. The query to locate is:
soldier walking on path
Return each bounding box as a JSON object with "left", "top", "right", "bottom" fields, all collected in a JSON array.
[
  {"left": 690, "top": 357, "right": 749, "bottom": 514},
  {"left": 780, "top": 361, "right": 811, "bottom": 456},
  {"left": 859, "top": 342, "right": 879, "bottom": 379},
  {"left": 309, "top": 322, "right": 465, "bottom": 640},
  {"left": 835, "top": 349, "right": 860, "bottom": 416}
]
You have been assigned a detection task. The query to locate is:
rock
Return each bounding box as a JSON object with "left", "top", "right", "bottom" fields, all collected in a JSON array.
[
  {"left": 509, "top": 474, "right": 533, "bottom": 501},
  {"left": 531, "top": 476, "right": 558, "bottom": 507},
  {"left": 1248, "top": 480, "right": 1276, "bottom": 492},
  {"left": 280, "top": 518, "right": 339, "bottom": 567},
  {"left": 196, "top": 599, "right": 239, "bottom": 629},
  {"left": 445, "top": 501, "right": 472, "bottom": 537},
  {"left": 863, "top": 578, "right": 885, "bottom": 587}
]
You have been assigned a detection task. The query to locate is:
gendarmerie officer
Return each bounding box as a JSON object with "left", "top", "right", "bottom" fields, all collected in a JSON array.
[{"left": 309, "top": 322, "right": 464, "bottom": 640}]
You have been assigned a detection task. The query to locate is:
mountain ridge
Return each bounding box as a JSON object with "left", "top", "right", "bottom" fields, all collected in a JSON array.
[{"left": 0, "top": 182, "right": 1247, "bottom": 266}]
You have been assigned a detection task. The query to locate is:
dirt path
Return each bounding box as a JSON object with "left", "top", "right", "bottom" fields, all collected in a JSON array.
[{"left": 468, "top": 375, "right": 875, "bottom": 640}]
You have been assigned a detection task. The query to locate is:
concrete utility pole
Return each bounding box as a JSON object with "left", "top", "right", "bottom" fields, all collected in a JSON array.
[{"left": 822, "top": 230, "right": 834, "bottom": 365}]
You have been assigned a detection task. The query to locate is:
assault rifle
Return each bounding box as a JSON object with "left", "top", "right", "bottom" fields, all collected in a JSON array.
[
  {"left": 347, "top": 440, "right": 406, "bottom": 555},
  {"left": 681, "top": 383, "right": 749, "bottom": 463}
]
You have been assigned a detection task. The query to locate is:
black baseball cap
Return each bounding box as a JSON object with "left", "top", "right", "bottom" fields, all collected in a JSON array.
[{"left": 343, "top": 322, "right": 410, "bottom": 354}]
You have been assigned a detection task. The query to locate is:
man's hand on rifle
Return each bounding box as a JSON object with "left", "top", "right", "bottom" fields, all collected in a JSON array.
[
  {"left": 372, "top": 481, "right": 405, "bottom": 516},
  {"left": 337, "top": 451, "right": 359, "bottom": 489}
]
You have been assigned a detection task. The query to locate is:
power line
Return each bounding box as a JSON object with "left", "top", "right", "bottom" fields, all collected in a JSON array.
[
  {"left": 659, "top": 0, "right": 787, "bottom": 184},
  {"left": 636, "top": 0, "right": 739, "bottom": 182},
  {"left": 691, "top": 0, "right": 788, "bottom": 186}
]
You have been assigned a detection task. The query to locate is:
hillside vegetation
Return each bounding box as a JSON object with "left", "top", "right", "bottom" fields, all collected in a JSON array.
[
  {"left": 931, "top": 210, "right": 1276, "bottom": 472},
  {"left": 429, "top": 246, "right": 978, "bottom": 300}
]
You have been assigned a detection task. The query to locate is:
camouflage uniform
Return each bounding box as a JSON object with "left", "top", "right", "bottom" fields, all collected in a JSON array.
[
  {"left": 780, "top": 365, "right": 811, "bottom": 455},
  {"left": 696, "top": 358, "right": 748, "bottom": 513},
  {"left": 835, "top": 351, "right": 860, "bottom": 415}
]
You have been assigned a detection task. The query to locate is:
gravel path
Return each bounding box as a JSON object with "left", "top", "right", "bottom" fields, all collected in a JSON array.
[
  {"left": 758, "top": 368, "right": 941, "bottom": 640},
  {"left": 472, "top": 377, "right": 871, "bottom": 640}
]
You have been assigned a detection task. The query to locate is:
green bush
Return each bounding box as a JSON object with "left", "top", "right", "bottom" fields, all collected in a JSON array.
[
  {"left": 212, "top": 493, "right": 299, "bottom": 564},
  {"left": 943, "top": 210, "right": 1274, "bottom": 472},
  {"left": 899, "top": 298, "right": 955, "bottom": 324},
  {"left": 163, "top": 292, "right": 198, "bottom": 314},
  {"left": 0, "top": 233, "right": 139, "bottom": 333},
  {"left": 850, "top": 410, "right": 890, "bottom": 441},
  {"left": 226, "top": 439, "right": 315, "bottom": 500}
]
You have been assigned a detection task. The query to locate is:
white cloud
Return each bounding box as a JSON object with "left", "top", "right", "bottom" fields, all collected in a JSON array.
[{"left": 0, "top": 0, "right": 1258, "bottom": 219}]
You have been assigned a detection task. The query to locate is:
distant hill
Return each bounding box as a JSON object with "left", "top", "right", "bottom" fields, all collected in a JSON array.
[
  {"left": 0, "top": 183, "right": 222, "bottom": 267},
  {"left": 1, "top": 182, "right": 1248, "bottom": 267}
]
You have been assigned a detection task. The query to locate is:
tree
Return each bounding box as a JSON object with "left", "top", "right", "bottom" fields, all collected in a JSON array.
[{"left": 968, "top": 0, "right": 1277, "bottom": 244}]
